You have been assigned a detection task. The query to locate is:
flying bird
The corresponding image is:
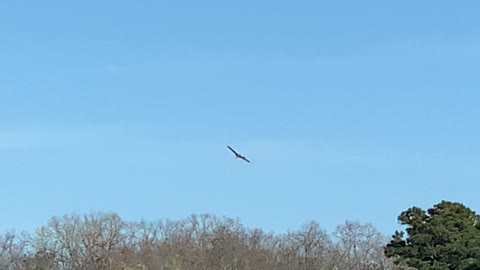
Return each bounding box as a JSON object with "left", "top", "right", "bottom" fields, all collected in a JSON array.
[{"left": 227, "top": 145, "right": 250, "bottom": 163}]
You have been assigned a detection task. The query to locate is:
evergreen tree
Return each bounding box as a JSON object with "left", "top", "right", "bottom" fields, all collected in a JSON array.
[{"left": 385, "top": 200, "right": 480, "bottom": 270}]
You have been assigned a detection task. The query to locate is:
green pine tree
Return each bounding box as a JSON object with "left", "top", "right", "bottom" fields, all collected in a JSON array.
[{"left": 385, "top": 201, "right": 480, "bottom": 270}]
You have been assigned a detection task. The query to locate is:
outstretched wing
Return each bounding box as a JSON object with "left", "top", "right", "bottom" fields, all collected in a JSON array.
[
  {"left": 227, "top": 145, "right": 239, "bottom": 156},
  {"left": 239, "top": 156, "right": 250, "bottom": 163}
]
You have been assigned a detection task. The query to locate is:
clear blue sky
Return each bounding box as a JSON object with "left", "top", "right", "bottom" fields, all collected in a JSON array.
[{"left": 1, "top": 1, "right": 479, "bottom": 237}]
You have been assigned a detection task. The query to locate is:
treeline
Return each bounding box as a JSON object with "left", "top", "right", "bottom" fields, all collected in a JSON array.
[
  {"left": 3, "top": 200, "right": 479, "bottom": 270},
  {"left": 0, "top": 213, "right": 398, "bottom": 270}
]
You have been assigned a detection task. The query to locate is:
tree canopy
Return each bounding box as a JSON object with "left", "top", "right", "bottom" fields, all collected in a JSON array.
[
  {"left": 385, "top": 200, "right": 480, "bottom": 270},
  {"left": 3, "top": 200, "right": 480, "bottom": 269},
  {"left": 0, "top": 213, "right": 397, "bottom": 270}
]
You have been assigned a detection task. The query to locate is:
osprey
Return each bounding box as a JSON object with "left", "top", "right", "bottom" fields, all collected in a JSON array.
[{"left": 227, "top": 145, "right": 250, "bottom": 163}]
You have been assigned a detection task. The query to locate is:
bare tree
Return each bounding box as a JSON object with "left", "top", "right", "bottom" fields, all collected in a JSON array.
[
  {"left": 293, "top": 221, "right": 332, "bottom": 270},
  {"left": 32, "top": 212, "right": 124, "bottom": 270},
  {"left": 334, "top": 220, "right": 390, "bottom": 270},
  {"left": 0, "top": 231, "right": 30, "bottom": 270},
  {"left": 13, "top": 212, "right": 398, "bottom": 270}
]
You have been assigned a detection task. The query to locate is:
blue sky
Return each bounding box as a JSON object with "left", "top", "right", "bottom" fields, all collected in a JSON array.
[{"left": 1, "top": 1, "right": 479, "bottom": 237}]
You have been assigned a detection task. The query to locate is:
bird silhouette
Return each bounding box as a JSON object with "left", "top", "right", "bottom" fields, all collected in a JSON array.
[{"left": 227, "top": 145, "right": 250, "bottom": 163}]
